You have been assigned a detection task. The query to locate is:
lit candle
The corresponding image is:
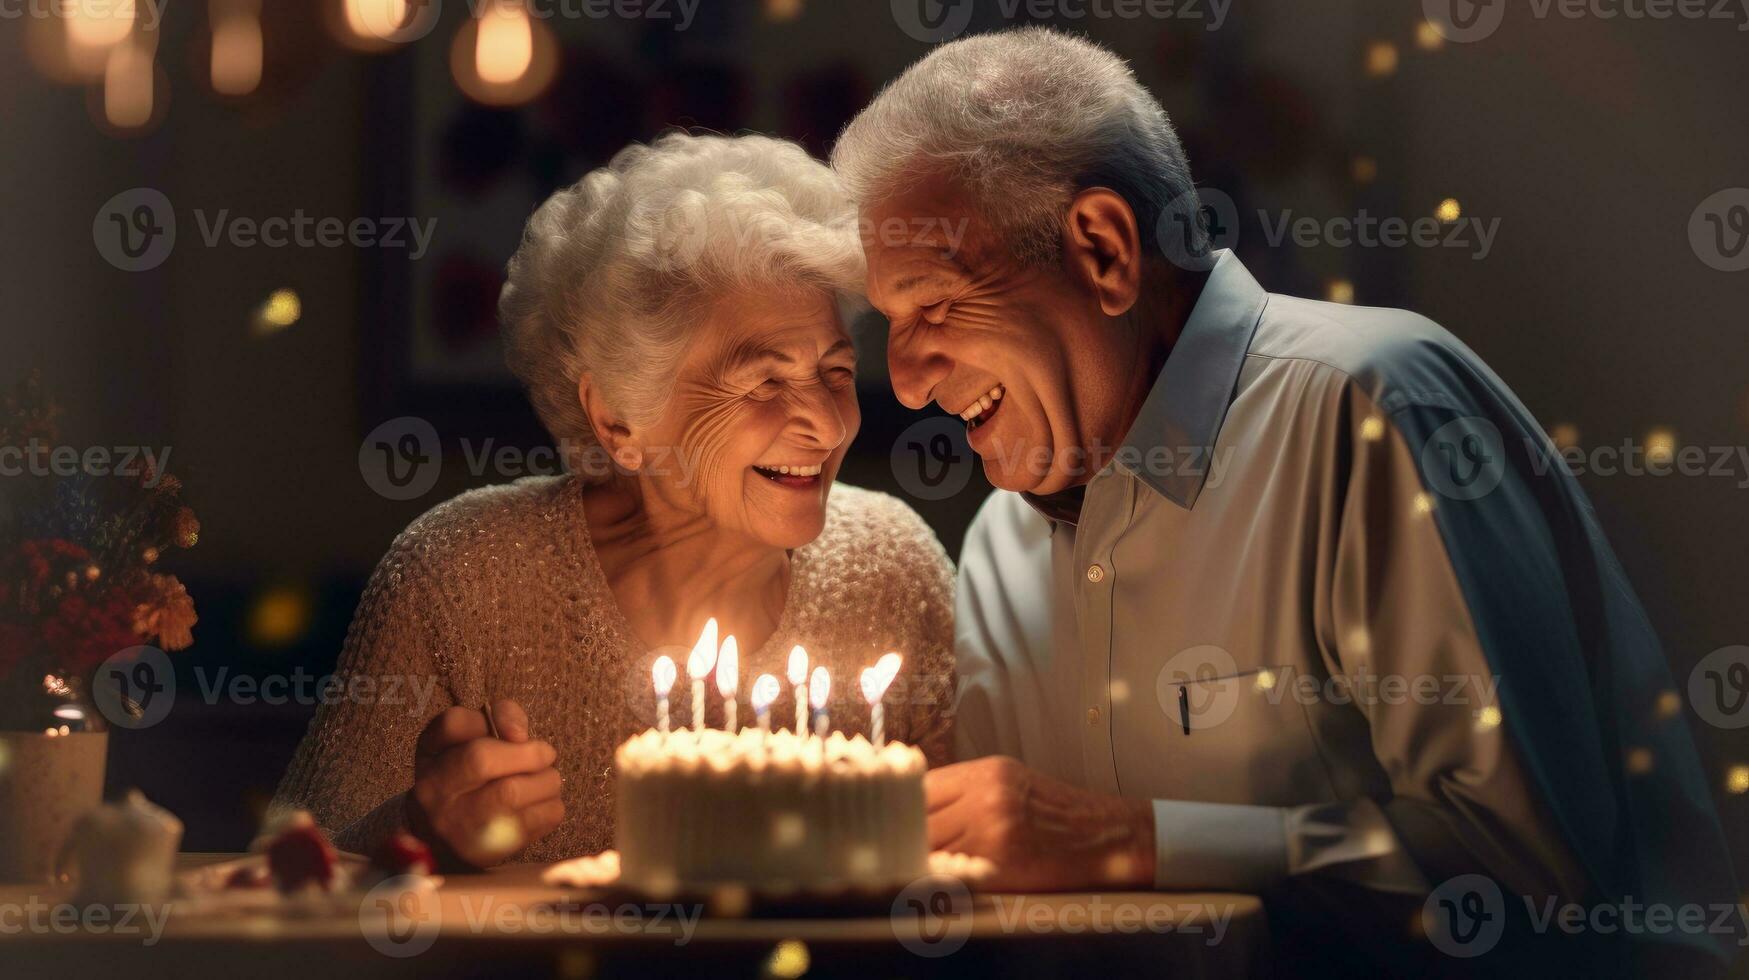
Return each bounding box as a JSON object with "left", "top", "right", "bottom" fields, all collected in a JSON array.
[
  {"left": 787, "top": 645, "right": 809, "bottom": 734},
  {"left": 716, "top": 635, "right": 739, "bottom": 731},
  {"left": 809, "top": 665, "right": 831, "bottom": 738},
  {"left": 751, "top": 674, "right": 779, "bottom": 732},
  {"left": 651, "top": 655, "right": 677, "bottom": 733},
  {"left": 687, "top": 618, "right": 718, "bottom": 732},
  {"left": 860, "top": 652, "right": 903, "bottom": 746}
]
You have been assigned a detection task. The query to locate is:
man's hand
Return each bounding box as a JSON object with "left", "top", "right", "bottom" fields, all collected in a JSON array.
[
  {"left": 926, "top": 756, "right": 1155, "bottom": 892},
  {"left": 408, "top": 699, "right": 565, "bottom": 868}
]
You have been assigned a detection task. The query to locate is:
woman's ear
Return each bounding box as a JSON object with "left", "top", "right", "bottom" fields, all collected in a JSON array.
[
  {"left": 1062, "top": 187, "right": 1144, "bottom": 318},
  {"left": 578, "top": 374, "right": 643, "bottom": 472}
]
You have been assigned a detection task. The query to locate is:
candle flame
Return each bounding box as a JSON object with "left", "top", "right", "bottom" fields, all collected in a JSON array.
[
  {"left": 751, "top": 674, "right": 780, "bottom": 712},
  {"left": 475, "top": 0, "right": 533, "bottom": 86},
  {"left": 787, "top": 645, "right": 808, "bottom": 686},
  {"left": 860, "top": 652, "right": 902, "bottom": 705},
  {"left": 651, "top": 655, "right": 676, "bottom": 696},
  {"left": 687, "top": 618, "right": 718, "bottom": 679},
  {"left": 715, "top": 635, "right": 739, "bottom": 697},
  {"left": 808, "top": 665, "right": 830, "bottom": 710}
]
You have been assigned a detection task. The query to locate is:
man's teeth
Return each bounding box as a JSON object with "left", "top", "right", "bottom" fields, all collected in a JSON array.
[
  {"left": 958, "top": 384, "right": 1005, "bottom": 423},
  {"left": 757, "top": 464, "right": 822, "bottom": 477}
]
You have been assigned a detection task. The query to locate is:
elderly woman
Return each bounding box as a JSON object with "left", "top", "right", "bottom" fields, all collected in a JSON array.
[{"left": 272, "top": 133, "right": 955, "bottom": 868}]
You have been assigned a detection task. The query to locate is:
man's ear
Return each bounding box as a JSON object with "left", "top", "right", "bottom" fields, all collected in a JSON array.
[
  {"left": 578, "top": 373, "right": 642, "bottom": 471},
  {"left": 1062, "top": 187, "right": 1144, "bottom": 318}
]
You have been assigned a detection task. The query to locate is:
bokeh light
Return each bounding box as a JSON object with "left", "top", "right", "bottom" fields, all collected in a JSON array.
[
  {"left": 450, "top": 1, "right": 559, "bottom": 107},
  {"left": 1365, "top": 41, "right": 1399, "bottom": 78},
  {"left": 1436, "top": 198, "right": 1463, "bottom": 223}
]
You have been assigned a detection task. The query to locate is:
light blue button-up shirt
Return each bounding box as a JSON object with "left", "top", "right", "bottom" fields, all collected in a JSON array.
[{"left": 954, "top": 252, "right": 1738, "bottom": 966}]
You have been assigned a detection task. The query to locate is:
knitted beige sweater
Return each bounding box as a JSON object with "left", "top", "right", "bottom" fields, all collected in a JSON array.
[{"left": 270, "top": 476, "right": 957, "bottom": 864}]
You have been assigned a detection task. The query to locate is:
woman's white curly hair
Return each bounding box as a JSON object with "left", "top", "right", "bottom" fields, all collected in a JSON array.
[{"left": 499, "top": 132, "right": 865, "bottom": 480}]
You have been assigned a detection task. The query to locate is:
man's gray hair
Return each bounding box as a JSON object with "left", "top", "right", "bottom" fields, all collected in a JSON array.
[
  {"left": 831, "top": 27, "right": 1204, "bottom": 267},
  {"left": 499, "top": 132, "right": 864, "bottom": 480}
]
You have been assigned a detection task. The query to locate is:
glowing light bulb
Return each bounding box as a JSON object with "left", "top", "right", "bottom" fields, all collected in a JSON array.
[
  {"left": 211, "top": 10, "right": 262, "bottom": 96},
  {"left": 345, "top": 0, "right": 409, "bottom": 42},
  {"left": 475, "top": 0, "right": 532, "bottom": 86},
  {"left": 67, "top": 0, "right": 136, "bottom": 51},
  {"left": 103, "top": 41, "right": 154, "bottom": 130}
]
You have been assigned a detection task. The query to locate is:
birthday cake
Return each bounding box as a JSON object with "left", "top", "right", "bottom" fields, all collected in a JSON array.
[{"left": 614, "top": 727, "right": 928, "bottom": 894}]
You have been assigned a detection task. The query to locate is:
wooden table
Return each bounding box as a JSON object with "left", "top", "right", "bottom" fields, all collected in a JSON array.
[{"left": 0, "top": 854, "right": 1270, "bottom": 978}]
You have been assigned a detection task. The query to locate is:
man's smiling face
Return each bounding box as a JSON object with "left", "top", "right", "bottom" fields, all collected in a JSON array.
[{"left": 862, "top": 173, "right": 1142, "bottom": 497}]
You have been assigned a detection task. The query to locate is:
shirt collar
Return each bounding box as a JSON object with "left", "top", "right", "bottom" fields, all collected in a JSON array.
[
  {"left": 1019, "top": 250, "right": 1267, "bottom": 525},
  {"left": 1112, "top": 249, "right": 1267, "bottom": 510}
]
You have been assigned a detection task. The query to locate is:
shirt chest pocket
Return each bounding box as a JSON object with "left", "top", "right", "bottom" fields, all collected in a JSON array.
[{"left": 1151, "top": 664, "right": 1340, "bottom": 807}]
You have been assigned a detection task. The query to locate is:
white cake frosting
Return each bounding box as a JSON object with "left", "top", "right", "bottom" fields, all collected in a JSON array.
[{"left": 615, "top": 728, "right": 928, "bottom": 893}]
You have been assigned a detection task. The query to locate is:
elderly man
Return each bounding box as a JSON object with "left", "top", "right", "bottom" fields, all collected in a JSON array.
[{"left": 833, "top": 27, "right": 1736, "bottom": 972}]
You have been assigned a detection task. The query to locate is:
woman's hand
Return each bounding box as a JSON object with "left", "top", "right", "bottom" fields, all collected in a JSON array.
[{"left": 408, "top": 699, "right": 565, "bottom": 868}]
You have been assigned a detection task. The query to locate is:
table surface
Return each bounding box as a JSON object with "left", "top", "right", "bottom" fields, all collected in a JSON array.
[{"left": 0, "top": 854, "right": 1270, "bottom": 978}]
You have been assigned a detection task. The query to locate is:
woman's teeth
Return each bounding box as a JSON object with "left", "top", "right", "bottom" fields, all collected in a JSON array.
[
  {"left": 754, "top": 464, "right": 822, "bottom": 478},
  {"left": 959, "top": 384, "right": 1005, "bottom": 428}
]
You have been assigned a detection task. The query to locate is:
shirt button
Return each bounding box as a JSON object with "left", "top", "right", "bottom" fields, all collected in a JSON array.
[
  {"left": 1086, "top": 706, "right": 1101, "bottom": 725},
  {"left": 1086, "top": 563, "right": 1105, "bottom": 583}
]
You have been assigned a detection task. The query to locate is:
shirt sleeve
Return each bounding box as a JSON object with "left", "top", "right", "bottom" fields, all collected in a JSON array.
[{"left": 268, "top": 533, "right": 459, "bottom": 854}]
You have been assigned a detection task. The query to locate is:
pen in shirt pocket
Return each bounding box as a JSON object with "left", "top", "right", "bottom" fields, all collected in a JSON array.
[{"left": 1178, "top": 685, "right": 1191, "bottom": 735}]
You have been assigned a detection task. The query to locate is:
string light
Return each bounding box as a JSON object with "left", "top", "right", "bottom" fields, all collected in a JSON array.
[
  {"left": 103, "top": 37, "right": 155, "bottom": 130},
  {"left": 476, "top": 0, "right": 533, "bottom": 86},
  {"left": 1325, "top": 279, "right": 1355, "bottom": 305},
  {"left": 1436, "top": 198, "right": 1463, "bottom": 223},
  {"left": 66, "top": 0, "right": 136, "bottom": 55},
  {"left": 210, "top": 1, "right": 263, "bottom": 97},
  {"left": 450, "top": 0, "right": 557, "bottom": 107},
  {"left": 1351, "top": 156, "right": 1378, "bottom": 185}
]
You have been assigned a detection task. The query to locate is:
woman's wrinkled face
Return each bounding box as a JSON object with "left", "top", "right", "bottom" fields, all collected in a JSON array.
[{"left": 635, "top": 285, "right": 860, "bottom": 550}]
